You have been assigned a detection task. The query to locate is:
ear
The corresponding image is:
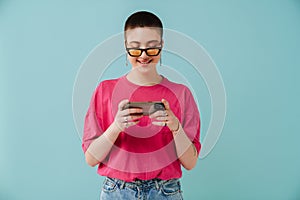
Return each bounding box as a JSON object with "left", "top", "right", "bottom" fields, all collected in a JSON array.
[{"left": 161, "top": 39, "right": 164, "bottom": 48}]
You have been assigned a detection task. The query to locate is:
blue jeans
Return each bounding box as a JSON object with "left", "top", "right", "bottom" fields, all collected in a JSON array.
[{"left": 100, "top": 177, "right": 184, "bottom": 200}]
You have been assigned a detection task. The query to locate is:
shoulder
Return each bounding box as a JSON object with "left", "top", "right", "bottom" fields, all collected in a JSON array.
[
  {"left": 95, "top": 77, "right": 120, "bottom": 92},
  {"left": 162, "top": 77, "right": 192, "bottom": 94}
]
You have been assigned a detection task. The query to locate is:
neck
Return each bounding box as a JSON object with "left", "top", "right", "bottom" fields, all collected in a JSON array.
[{"left": 126, "top": 69, "right": 163, "bottom": 86}]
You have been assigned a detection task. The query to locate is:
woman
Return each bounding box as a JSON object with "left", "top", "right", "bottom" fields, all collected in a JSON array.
[{"left": 82, "top": 11, "right": 201, "bottom": 200}]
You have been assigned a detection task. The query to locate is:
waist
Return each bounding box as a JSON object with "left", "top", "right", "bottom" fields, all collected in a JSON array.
[
  {"left": 97, "top": 161, "right": 182, "bottom": 182},
  {"left": 106, "top": 177, "right": 179, "bottom": 190}
]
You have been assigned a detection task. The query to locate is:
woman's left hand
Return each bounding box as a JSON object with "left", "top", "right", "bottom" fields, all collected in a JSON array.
[{"left": 150, "top": 99, "right": 180, "bottom": 132}]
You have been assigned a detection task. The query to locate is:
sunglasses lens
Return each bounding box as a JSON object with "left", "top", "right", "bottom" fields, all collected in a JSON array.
[
  {"left": 147, "top": 48, "right": 160, "bottom": 56},
  {"left": 127, "top": 48, "right": 161, "bottom": 57},
  {"left": 128, "top": 49, "right": 141, "bottom": 57}
]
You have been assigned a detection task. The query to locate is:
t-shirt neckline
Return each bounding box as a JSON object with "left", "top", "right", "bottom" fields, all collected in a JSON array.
[{"left": 122, "top": 74, "right": 167, "bottom": 88}]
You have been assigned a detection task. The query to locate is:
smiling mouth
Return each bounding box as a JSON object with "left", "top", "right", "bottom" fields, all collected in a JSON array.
[{"left": 138, "top": 60, "right": 152, "bottom": 65}]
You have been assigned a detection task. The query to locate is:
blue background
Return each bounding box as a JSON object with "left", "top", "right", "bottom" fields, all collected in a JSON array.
[{"left": 1, "top": 0, "right": 300, "bottom": 199}]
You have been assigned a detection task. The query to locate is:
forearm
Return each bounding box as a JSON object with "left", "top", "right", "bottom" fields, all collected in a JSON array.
[
  {"left": 173, "top": 125, "right": 198, "bottom": 170},
  {"left": 85, "top": 122, "right": 121, "bottom": 167}
]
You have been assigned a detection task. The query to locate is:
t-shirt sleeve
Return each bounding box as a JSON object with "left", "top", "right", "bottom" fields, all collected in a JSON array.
[
  {"left": 82, "top": 84, "right": 104, "bottom": 153},
  {"left": 181, "top": 87, "right": 201, "bottom": 155}
]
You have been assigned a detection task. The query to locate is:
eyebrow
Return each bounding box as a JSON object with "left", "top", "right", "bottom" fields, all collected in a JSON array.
[{"left": 128, "top": 40, "right": 161, "bottom": 44}]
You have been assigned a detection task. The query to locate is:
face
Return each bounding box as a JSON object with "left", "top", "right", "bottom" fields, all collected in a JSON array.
[{"left": 125, "top": 27, "right": 163, "bottom": 71}]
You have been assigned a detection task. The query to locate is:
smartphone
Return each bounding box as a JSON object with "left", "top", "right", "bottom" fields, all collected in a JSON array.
[{"left": 123, "top": 101, "right": 165, "bottom": 115}]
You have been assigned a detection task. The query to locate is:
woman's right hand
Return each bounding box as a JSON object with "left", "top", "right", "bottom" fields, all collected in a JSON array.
[{"left": 113, "top": 99, "right": 143, "bottom": 132}]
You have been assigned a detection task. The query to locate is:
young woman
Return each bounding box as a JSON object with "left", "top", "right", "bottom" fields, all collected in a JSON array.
[{"left": 82, "top": 11, "right": 201, "bottom": 200}]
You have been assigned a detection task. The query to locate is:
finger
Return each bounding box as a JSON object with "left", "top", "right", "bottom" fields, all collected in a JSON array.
[
  {"left": 161, "top": 99, "right": 170, "bottom": 110},
  {"left": 128, "top": 108, "right": 143, "bottom": 115},
  {"left": 149, "top": 110, "right": 166, "bottom": 118},
  {"left": 118, "top": 116, "right": 128, "bottom": 124},
  {"left": 118, "top": 99, "right": 129, "bottom": 111},
  {"left": 119, "top": 109, "right": 129, "bottom": 117},
  {"left": 130, "top": 120, "right": 140, "bottom": 126},
  {"left": 123, "top": 114, "right": 143, "bottom": 122},
  {"left": 125, "top": 120, "right": 140, "bottom": 128},
  {"left": 130, "top": 114, "right": 144, "bottom": 121},
  {"left": 119, "top": 107, "right": 142, "bottom": 117},
  {"left": 155, "top": 116, "right": 169, "bottom": 121},
  {"left": 152, "top": 121, "right": 167, "bottom": 127}
]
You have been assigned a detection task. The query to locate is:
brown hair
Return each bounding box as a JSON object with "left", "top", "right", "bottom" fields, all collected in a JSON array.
[{"left": 124, "top": 11, "right": 163, "bottom": 37}]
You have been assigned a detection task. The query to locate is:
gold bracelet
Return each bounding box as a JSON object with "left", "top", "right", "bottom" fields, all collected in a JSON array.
[{"left": 171, "top": 123, "right": 181, "bottom": 134}]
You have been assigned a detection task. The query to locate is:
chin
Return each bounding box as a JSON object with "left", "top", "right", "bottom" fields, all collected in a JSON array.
[{"left": 134, "top": 63, "right": 157, "bottom": 72}]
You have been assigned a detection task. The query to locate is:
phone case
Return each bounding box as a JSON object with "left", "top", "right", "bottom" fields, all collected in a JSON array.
[{"left": 123, "top": 101, "right": 165, "bottom": 115}]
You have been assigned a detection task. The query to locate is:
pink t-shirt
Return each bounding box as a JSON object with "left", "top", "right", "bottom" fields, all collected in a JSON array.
[{"left": 82, "top": 75, "right": 201, "bottom": 181}]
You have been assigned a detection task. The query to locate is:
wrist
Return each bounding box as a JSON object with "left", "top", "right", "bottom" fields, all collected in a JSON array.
[
  {"left": 171, "top": 122, "right": 181, "bottom": 135},
  {"left": 111, "top": 121, "right": 123, "bottom": 133}
]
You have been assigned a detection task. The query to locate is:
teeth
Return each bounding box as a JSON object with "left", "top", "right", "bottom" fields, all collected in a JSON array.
[{"left": 139, "top": 60, "right": 151, "bottom": 64}]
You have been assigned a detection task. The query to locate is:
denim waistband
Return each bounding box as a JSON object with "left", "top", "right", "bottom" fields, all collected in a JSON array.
[{"left": 106, "top": 177, "right": 178, "bottom": 190}]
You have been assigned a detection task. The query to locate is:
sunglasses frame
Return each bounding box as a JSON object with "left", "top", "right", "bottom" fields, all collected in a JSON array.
[{"left": 126, "top": 47, "right": 162, "bottom": 57}]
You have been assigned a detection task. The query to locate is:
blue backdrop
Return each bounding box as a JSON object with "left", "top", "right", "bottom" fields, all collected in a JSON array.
[{"left": 1, "top": 0, "right": 300, "bottom": 199}]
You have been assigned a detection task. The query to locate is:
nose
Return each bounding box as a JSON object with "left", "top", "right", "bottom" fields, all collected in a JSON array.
[{"left": 140, "top": 50, "right": 149, "bottom": 59}]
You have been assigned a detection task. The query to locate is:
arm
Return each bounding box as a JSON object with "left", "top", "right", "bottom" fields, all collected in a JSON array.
[
  {"left": 84, "top": 99, "right": 143, "bottom": 167},
  {"left": 85, "top": 122, "right": 121, "bottom": 167},
  {"left": 172, "top": 124, "right": 198, "bottom": 170},
  {"left": 151, "top": 99, "right": 199, "bottom": 170}
]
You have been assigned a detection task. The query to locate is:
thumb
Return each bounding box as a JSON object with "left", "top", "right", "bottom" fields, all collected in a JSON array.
[
  {"left": 118, "top": 99, "right": 129, "bottom": 111},
  {"left": 161, "top": 99, "right": 170, "bottom": 110}
]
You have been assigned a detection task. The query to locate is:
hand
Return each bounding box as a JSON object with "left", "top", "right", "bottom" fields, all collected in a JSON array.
[
  {"left": 150, "top": 99, "right": 180, "bottom": 132},
  {"left": 113, "top": 99, "right": 143, "bottom": 132}
]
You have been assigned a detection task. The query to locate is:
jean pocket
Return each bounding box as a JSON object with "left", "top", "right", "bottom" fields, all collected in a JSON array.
[
  {"left": 161, "top": 179, "right": 182, "bottom": 196},
  {"left": 102, "top": 177, "right": 117, "bottom": 193}
]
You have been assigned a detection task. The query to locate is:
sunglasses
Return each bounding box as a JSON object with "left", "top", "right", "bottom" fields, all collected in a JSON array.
[{"left": 126, "top": 47, "right": 162, "bottom": 57}]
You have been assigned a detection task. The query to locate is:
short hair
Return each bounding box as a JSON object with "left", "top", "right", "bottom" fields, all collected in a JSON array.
[{"left": 124, "top": 11, "right": 163, "bottom": 37}]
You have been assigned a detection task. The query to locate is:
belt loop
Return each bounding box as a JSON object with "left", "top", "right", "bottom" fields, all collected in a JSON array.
[
  {"left": 120, "top": 180, "right": 126, "bottom": 189},
  {"left": 155, "top": 179, "right": 159, "bottom": 190},
  {"left": 136, "top": 186, "right": 141, "bottom": 199}
]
